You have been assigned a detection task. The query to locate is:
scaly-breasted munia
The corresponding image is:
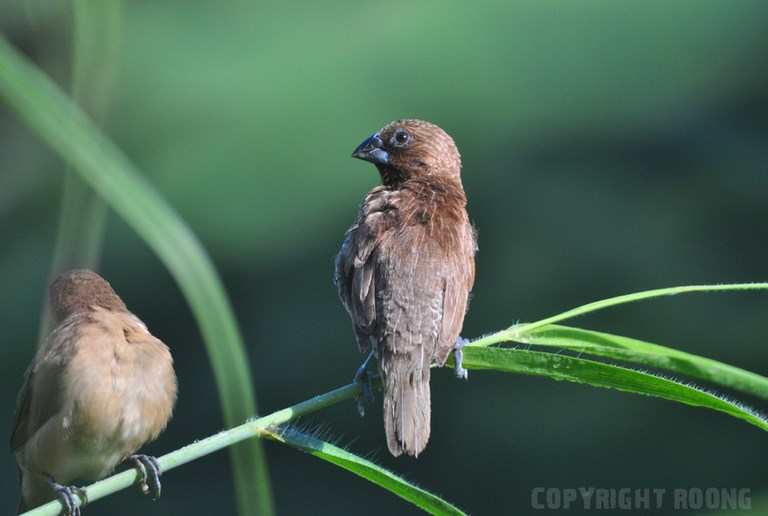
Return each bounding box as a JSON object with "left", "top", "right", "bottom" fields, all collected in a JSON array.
[
  {"left": 335, "top": 119, "right": 476, "bottom": 457},
  {"left": 11, "top": 269, "right": 177, "bottom": 514}
]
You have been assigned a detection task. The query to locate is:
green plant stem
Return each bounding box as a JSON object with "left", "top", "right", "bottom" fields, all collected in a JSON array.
[
  {"left": 469, "top": 283, "right": 768, "bottom": 348},
  {"left": 21, "top": 383, "right": 359, "bottom": 516}
]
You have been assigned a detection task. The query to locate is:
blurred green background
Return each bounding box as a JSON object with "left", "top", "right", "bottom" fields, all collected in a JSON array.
[{"left": 2, "top": 1, "right": 768, "bottom": 514}]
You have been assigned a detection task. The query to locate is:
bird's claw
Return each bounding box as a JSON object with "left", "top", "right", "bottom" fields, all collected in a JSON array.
[
  {"left": 454, "top": 337, "right": 469, "bottom": 380},
  {"left": 353, "top": 350, "right": 376, "bottom": 417},
  {"left": 130, "top": 454, "right": 162, "bottom": 500},
  {"left": 355, "top": 377, "right": 374, "bottom": 417},
  {"left": 47, "top": 476, "right": 86, "bottom": 516}
]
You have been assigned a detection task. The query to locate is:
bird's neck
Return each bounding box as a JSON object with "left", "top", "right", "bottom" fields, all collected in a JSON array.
[
  {"left": 376, "top": 166, "right": 466, "bottom": 197},
  {"left": 375, "top": 165, "right": 405, "bottom": 187},
  {"left": 394, "top": 176, "right": 468, "bottom": 239},
  {"left": 401, "top": 175, "right": 466, "bottom": 203}
]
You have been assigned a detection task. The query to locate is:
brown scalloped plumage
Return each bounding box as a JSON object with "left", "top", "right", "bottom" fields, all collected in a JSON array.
[{"left": 336, "top": 119, "right": 476, "bottom": 457}]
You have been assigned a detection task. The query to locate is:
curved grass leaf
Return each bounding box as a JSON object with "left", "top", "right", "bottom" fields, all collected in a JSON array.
[
  {"left": 0, "top": 38, "right": 273, "bottom": 516},
  {"left": 522, "top": 324, "right": 768, "bottom": 401},
  {"left": 264, "top": 427, "right": 467, "bottom": 516},
  {"left": 38, "top": 0, "right": 119, "bottom": 342},
  {"left": 519, "top": 283, "right": 768, "bottom": 334},
  {"left": 470, "top": 283, "right": 768, "bottom": 350},
  {"left": 459, "top": 347, "right": 768, "bottom": 433}
]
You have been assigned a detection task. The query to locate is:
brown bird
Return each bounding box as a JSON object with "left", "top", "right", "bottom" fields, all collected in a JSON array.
[
  {"left": 11, "top": 270, "right": 177, "bottom": 515},
  {"left": 335, "top": 119, "right": 476, "bottom": 457}
]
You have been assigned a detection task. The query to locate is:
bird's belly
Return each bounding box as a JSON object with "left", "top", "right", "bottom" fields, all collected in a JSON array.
[
  {"left": 66, "top": 364, "right": 163, "bottom": 474},
  {"left": 19, "top": 412, "right": 127, "bottom": 483},
  {"left": 56, "top": 440, "right": 126, "bottom": 482}
]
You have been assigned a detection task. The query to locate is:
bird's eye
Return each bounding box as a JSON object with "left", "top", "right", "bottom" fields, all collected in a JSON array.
[{"left": 391, "top": 129, "right": 411, "bottom": 147}]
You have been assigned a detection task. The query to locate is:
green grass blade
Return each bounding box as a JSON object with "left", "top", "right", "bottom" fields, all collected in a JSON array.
[
  {"left": 38, "top": 0, "right": 120, "bottom": 341},
  {"left": 0, "top": 37, "right": 273, "bottom": 516},
  {"left": 458, "top": 347, "right": 768, "bottom": 433},
  {"left": 265, "top": 427, "right": 467, "bottom": 516},
  {"left": 469, "top": 283, "right": 768, "bottom": 349},
  {"left": 518, "top": 283, "right": 768, "bottom": 334},
  {"left": 55, "top": 0, "right": 121, "bottom": 266},
  {"left": 521, "top": 324, "right": 768, "bottom": 401}
]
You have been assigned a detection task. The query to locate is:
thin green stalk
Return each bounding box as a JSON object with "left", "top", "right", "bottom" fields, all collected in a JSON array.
[
  {"left": 37, "top": 0, "right": 119, "bottom": 341},
  {"left": 0, "top": 37, "right": 274, "bottom": 516},
  {"left": 21, "top": 384, "right": 359, "bottom": 516},
  {"left": 469, "top": 283, "right": 768, "bottom": 348}
]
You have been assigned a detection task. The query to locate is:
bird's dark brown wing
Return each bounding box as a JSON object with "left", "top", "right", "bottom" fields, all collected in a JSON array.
[
  {"left": 10, "top": 317, "right": 79, "bottom": 451},
  {"left": 10, "top": 362, "right": 64, "bottom": 452},
  {"left": 334, "top": 186, "right": 397, "bottom": 353},
  {"left": 10, "top": 365, "right": 34, "bottom": 451},
  {"left": 435, "top": 220, "right": 477, "bottom": 365}
]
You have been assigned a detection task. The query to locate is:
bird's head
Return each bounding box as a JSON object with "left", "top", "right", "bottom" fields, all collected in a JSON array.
[
  {"left": 351, "top": 119, "right": 461, "bottom": 186},
  {"left": 49, "top": 269, "right": 127, "bottom": 322}
]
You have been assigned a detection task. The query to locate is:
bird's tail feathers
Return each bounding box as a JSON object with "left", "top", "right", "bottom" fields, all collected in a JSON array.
[{"left": 381, "top": 352, "right": 431, "bottom": 457}]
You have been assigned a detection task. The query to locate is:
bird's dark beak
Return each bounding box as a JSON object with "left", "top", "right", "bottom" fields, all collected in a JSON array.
[{"left": 351, "top": 133, "right": 389, "bottom": 166}]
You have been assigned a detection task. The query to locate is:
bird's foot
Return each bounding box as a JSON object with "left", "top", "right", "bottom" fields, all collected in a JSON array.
[
  {"left": 129, "top": 454, "right": 162, "bottom": 500},
  {"left": 46, "top": 476, "right": 87, "bottom": 516},
  {"left": 353, "top": 350, "right": 376, "bottom": 417},
  {"left": 454, "top": 337, "right": 469, "bottom": 380}
]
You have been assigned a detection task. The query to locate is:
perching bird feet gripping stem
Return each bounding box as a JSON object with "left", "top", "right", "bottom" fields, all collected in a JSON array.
[
  {"left": 353, "top": 350, "right": 376, "bottom": 417},
  {"left": 129, "top": 454, "right": 163, "bottom": 500},
  {"left": 46, "top": 476, "right": 87, "bottom": 516},
  {"left": 454, "top": 337, "right": 469, "bottom": 380}
]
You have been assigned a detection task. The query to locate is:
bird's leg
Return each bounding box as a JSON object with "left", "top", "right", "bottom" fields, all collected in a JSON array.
[
  {"left": 353, "top": 350, "right": 376, "bottom": 417},
  {"left": 128, "top": 454, "right": 163, "bottom": 500},
  {"left": 454, "top": 337, "right": 469, "bottom": 380},
  {"left": 46, "top": 475, "right": 87, "bottom": 516}
]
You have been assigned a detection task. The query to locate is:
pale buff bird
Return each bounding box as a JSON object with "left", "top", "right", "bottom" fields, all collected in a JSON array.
[{"left": 11, "top": 270, "right": 177, "bottom": 515}]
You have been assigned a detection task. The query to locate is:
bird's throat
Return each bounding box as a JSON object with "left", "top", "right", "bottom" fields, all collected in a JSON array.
[{"left": 376, "top": 165, "right": 405, "bottom": 188}]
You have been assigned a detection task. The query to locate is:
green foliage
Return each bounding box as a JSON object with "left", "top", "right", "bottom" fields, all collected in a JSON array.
[
  {"left": 265, "top": 427, "right": 467, "bottom": 516},
  {"left": 472, "top": 283, "right": 768, "bottom": 343},
  {"left": 523, "top": 324, "right": 768, "bottom": 400},
  {"left": 459, "top": 347, "right": 768, "bottom": 433}
]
